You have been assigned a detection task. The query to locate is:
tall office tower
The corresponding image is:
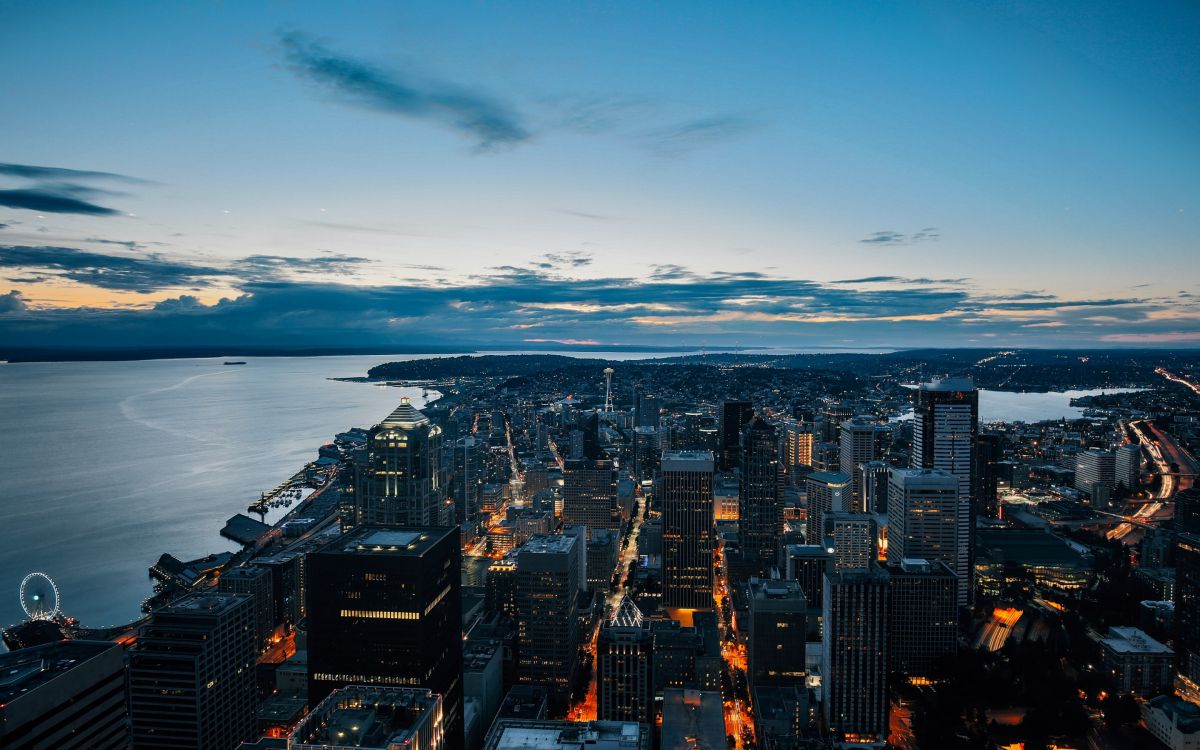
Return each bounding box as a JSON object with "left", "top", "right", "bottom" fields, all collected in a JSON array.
[
  {"left": 740, "top": 417, "right": 784, "bottom": 574},
  {"left": 782, "top": 544, "right": 832, "bottom": 640},
  {"left": 747, "top": 579, "right": 807, "bottom": 687},
  {"left": 0, "top": 640, "right": 130, "bottom": 750},
  {"left": 661, "top": 451, "right": 716, "bottom": 610},
  {"left": 780, "top": 418, "right": 815, "bottom": 469},
  {"left": 680, "top": 411, "right": 706, "bottom": 451},
  {"left": 1178, "top": 489, "right": 1200, "bottom": 535},
  {"left": 129, "top": 592, "right": 257, "bottom": 750},
  {"left": 887, "top": 559, "right": 958, "bottom": 679},
  {"left": 1075, "top": 448, "right": 1117, "bottom": 500},
  {"left": 822, "top": 567, "right": 890, "bottom": 746},
  {"left": 635, "top": 393, "right": 661, "bottom": 429},
  {"left": 218, "top": 564, "right": 275, "bottom": 650},
  {"left": 974, "top": 434, "right": 1003, "bottom": 518},
  {"left": 307, "top": 526, "right": 463, "bottom": 750},
  {"left": 839, "top": 416, "right": 879, "bottom": 511},
  {"left": 859, "top": 460, "right": 892, "bottom": 515},
  {"left": 290, "top": 686, "right": 445, "bottom": 750},
  {"left": 454, "top": 435, "right": 486, "bottom": 528},
  {"left": 632, "top": 427, "right": 660, "bottom": 483},
  {"left": 911, "top": 377, "right": 977, "bottom": 606},
  {"left": 820, "top": 404, "right": 853, "bottom": 443},
  {"left": 516, "top": 534, "right": 581, "bottom": 710},
  {"left": 486, "top": 556, "right": 520, "bottom": 618},
  {"left": 562, "top": 458, "right": 619, "bottom": 534},
  {"left": 811, "top": 441, "right": 840, "bottom": 472},
  {"left": 597, "top": 597, "right": 654, "bottom": 724},
  {"left": 1115, "top": 443, "right": 1141, "bottom": 490},
  {"left": 825, "top": 512, "right": 879, "bottom": 571},
  {"left": 887, "top": 468, "right": 963, "bottom": 605},
  {"left": 718, "top": 401, "right": 754, "bottom": 471},
  {"left": 1175, "top": 534, "right": 1200, "bottom": 693},
  {"left": 356, "top": 398, "right": 445, "bottom": 527},
  {"left": 804, "top": 471, "right": 851, "bottom": 549}
]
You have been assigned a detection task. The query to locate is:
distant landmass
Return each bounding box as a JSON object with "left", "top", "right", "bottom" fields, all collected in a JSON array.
[{"left": 366, "top": 348, "right": 1200, "bottom": 393}]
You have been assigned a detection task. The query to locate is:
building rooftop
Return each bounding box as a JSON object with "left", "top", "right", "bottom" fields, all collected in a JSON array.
[
  {"left": 1145, "top": 695, "right": 1200, "bottom": 733},
  {"left": 608, "top": 596, "right": 646, "bottom": 629},
  {"left": 379, "top": 397, "right": 431, "bottom": 430},
  {"left": 805, "top": 471, "right": 850, "bottom": 485},
  {"left": 976, "top": 529, "right": 1091, "bottom": 568},
  {"left": 1100, "top": 626, "right": 1172, "bottom": 656},
  {"left": 661, "top": 451, "right": 715, "bottom": 472},
  {"left": 0, "top": 639, "right": 121, "bottom": 706},
  {"left": 290, "top": 685, "right": 440, "bottom": 750},
  {"left": 325, "top": 525, "right": 455, "bottom": 557},
  {"left": 920, "top": 377, "right": 975, "bottom": 393},
  {"left": 520, "top": 533, "right": 579, "bottom": 556},
  {"left": 485, "top": 720, "right": 648, "bottom": 750},
  {"left": 161, "top": 591, "right": 250, "bottom": 616},
  {"left": 661, "top": 689, "right": 726, "bottom": 750}
]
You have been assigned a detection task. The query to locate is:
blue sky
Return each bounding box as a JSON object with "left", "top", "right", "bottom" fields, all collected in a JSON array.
[{"left": 1, "top": 0, "right": 1197, "bottom": 350}]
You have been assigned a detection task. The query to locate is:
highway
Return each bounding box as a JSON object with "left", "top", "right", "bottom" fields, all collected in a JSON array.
[{"left": 1157, "top": 367, "right": 1200, "bottom": 397}]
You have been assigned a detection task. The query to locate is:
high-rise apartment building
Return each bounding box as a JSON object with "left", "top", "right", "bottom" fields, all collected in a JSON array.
[
  {"left": 911, "top": 378, "right": 977, "bottom": 605},
  {"left": 661, "top": 451, "right": 716, "bottom": 610},
  {"left": 839, "top": 416, "right": 879, "bottom": 511},
  {"left": 355, "top": 398, "right": 445, "bottom": 527},
  {"left": 718, "top": 401, "right": 754, "bottom": 471},
  {"left": 562, "top": 459, "right": 619, "bottom": 534},
  {"left": 517, "top": 534, "right": 582, "bottom": 710},
  {"left": 597, "top": 597, "right": 654, "bottom": 724},
  {"left": 0, "top": 640, "right": 130, "bottom": 750},
  {"left": 887, "top": 468, "right": 962, "bottom": 605},
  {"left": 822, "top": 567, "right": 890, "bottom": 746},
  {"left": 1175, "top": 534, "right": 1200, "bottom": 693},
  {"left": 1115, "top": 443, "right": 1141, "bottom": 491},
  {"left": 129, "top": 592, "right": 257, "bottom": 750},
  {"left": 739, "top": 417, "right": 784, "bottom": 574},
  {"left": 780, "top": 418, "right": 815, "bottom": 470},
  {"left": 1075, "top": 448, "right": 1117, "bottom": 500},
  {"left": 307, "top": 526, "right": 463, "bottom": 750},
  {"left": 453, "top": 435, "right": 486, "bottom": 529},
  {"left": 859, "top": 460, "right": 892, "bottom": 515},
  {"left": 217, "top": 564, "right": 274, "bottom": 650}
]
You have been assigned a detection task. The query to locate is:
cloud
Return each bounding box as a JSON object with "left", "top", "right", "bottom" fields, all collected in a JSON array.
[
  {"left": 279, "top": 32, "right": 530, "bottom": 150},
  {"left": 0, "top": 290, "right": 26, "bottom": 313},
  {"left": 555, "top": 209, "right": 611, "bottom": 221},
  {"left": 0, "top": 163, "right": 149, "bottom": 184},
  {"left": 859, "top": 228, "right": 941, "bottom": 246},
  {"left": 642, "top": 115, "right": 756, "bottom": 157},
  {"left": 0, "top": 188, "right": 121, "bottom": 216},
  {"left": 0, "top": 245, "right": 228, "bottom": 291},
  {"left": 233, "top": 253, "right": 373, "bottom": 280}
]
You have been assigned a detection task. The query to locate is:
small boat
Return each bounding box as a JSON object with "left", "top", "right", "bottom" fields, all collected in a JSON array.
[{"left": 224, "top": 361, "right": 247, "bottom": 365}]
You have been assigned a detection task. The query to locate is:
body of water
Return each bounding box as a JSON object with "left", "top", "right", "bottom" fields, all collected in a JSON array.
[{"left": 893, "top": 387, "right": 1143, "bottom": 424}]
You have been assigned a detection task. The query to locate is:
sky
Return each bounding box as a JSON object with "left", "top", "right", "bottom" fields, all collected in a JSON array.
[{"left": 1, "top": 0, "right": 1198, "bottom": 351}]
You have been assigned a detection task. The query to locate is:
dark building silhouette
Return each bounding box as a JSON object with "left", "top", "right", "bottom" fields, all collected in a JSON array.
[
  {"left": 562, "top": 458, "right": 619, "bottom": 534},
  {"left": 747, "top": 578, "right": 807, "bottom": 688},
  {"left": 1175, "top": 534, "right": 1200, "bottom": 693},
  {"left": 974, "top": 433, "right": 1003, "bottom": 518},
  {"left": 1178, "top": 488, "right": 1200, "bottom": 536},
  {"left": 516, "top": 534, "right": 581, "bottom": 711},
  {"left": 718, "top": 401, "right": 754, "bottom": 471},
  {"left": 129, "top": 592, "right": 257, "bottom": 750},
  {"left": 307, "top": 526, "right": 463, "bottom": 750},
  {"left": 739, "top": 417, "right": 784, "bottom": 575},
  {"left": 822, "top": 566, "right": 890, "bottom": 746},
  {"left": 0, "top": 640, "right": 130, "bottom": 750},
  {"left": 887, "top": 559, "right": 958, "bottom": 678}
]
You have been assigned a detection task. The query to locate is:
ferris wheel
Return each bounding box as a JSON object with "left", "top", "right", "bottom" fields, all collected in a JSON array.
[{"left": 19, "top": 572, "right": 61, "bottom": 621}]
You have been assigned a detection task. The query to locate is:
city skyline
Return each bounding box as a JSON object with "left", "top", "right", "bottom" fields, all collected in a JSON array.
[{"left": 2, "top": 1, "right": 1199, "bottom": 351}]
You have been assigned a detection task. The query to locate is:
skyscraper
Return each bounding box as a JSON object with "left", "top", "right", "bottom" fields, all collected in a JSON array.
[
  {"left": 562, "top": 458, "right": 620, "bottom": 534},
  {"left": 739, "top": 417, "right": 784, "bottom": 574},
  {"left": 887, "top": 558, "right": 958, "bottom": 679},
  {"left": 1175, "top": 534, "right": 1200, "bottom": 694},
  {"left": 822, "top": 566, "right": 890, "bottom": 746},
  {"left": 859, "top": 460, "right": 892, "bottom": 515},
  {"left": 0, "top": 640, "right": 130, "bottom": 750},
  {"left": 747, "top": 578, "right": 807, "bottom": 688},
  {"left": 597, "top": 597, "right": 654, "bottom": 724},
  {"left": 307, "top": 526, "right": 463, "bottom": 750},
  {"left": 911, "top": 377, "right": 977, "bottom": 605},
  {"left": 718, "top": 401, "right": 754, "bottom": 471},
  {"left": 973, "top": 433, "right": 1002, "bottom": 518},
  {"left": 453, "top": 435, "right": 486, "bottom": 529},
  {"left": 804, "top": 471, "right": 850, "bottom": 548},
  {"left": 1075, "top": 448, "right": 1117, "bottom": 503},
  {"left": 517, "top": 534, "right": 582, "bottom": 710},
  {"left": 887, "top": 468, "right": 963, "bottom": 605},
  {"left": 128, "top": 592, "right": 257, "bottom": 750},
  {"left": 661, "top": 450, "right": 716, "bottom": 610},
  {"left": 839, "top": 416, "right": 879, "bottom": 511},
  {"left": 217, "top": 564, "right": 275, "bottom": 650},
  {"left": 824, "top": 512, "right": 879, "bottom": 572},
  {"left": 355, "top": 398, "right": 445, "bottom": 527},
  {"left": 780, "top": 418, "right": 815, "bottom": 470},
  {"left": 635, "top": 393, "right": 661, "bottom": 430}
]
